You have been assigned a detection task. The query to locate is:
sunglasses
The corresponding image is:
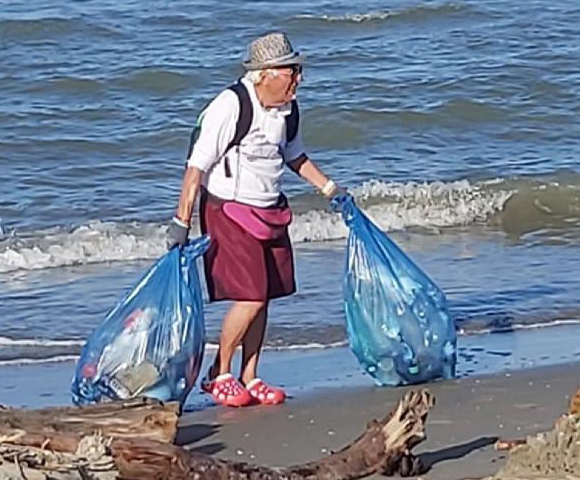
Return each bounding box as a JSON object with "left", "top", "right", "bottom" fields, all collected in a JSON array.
[
  {"left": 274, "top": 64, "right": 303, "bottom": 78},
  {"left": 289, "top": 64, "right": 303, "bottom": 76}
]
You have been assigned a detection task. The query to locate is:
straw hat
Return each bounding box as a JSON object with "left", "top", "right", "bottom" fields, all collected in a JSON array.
[{"left": 243, "top": 32, "right": 305, "bottom": 70}]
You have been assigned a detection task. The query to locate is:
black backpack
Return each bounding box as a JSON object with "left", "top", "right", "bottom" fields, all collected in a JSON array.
[{"left": 186, "top": 80, "right": 300, "bottom": 177}]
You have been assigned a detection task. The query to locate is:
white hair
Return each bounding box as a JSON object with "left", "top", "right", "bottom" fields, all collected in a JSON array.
[{"left": 244, "top": 69, "right": 278, "bottom": 84}]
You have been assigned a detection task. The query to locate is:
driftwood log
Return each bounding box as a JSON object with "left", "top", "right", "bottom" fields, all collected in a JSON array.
[
  {"left": 0, "top": 397, "right": 180, "bottom": 445},
  {"left": 0, "top": 397, "right": 180, "bottom": 480},
  {"left": 0, "top": 389, "right": 434, "bottom": 480}
]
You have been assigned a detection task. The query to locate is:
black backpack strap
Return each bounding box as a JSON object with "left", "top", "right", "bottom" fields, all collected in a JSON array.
[
  {"left": 223, "top": 80, "right": 253, "bottom": 177},
  {"left": 286, "top": 99, "right": 299, "bottom": 143}
]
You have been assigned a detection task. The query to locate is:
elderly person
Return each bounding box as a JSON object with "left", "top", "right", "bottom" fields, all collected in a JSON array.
[{"left": 168, "top": 32, "right": 345, "bottom": 407}]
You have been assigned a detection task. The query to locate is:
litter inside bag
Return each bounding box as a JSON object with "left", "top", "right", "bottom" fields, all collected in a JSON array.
[
  {"left": 71, "top": 236, "right": 210, "bottom": 406},
  {"left": 335, "top": 196, "right": 457, "bottom": 386}
]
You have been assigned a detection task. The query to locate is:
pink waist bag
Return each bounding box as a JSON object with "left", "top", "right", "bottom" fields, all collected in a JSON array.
[{"left": 222, "top": 201, "right": 292, "bottom": 241}]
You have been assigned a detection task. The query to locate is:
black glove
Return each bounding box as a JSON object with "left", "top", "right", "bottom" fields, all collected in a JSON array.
[
  {"left": 167, "top": 217, "right": 190, "bottom": 250},
  {"left": 330, "top": 189, "right": 353, "bottom": 213}
]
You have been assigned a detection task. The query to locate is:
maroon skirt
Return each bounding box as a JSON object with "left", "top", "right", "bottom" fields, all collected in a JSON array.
[{"left": 199, "top": 189, "right": 296, "bottom": 302}]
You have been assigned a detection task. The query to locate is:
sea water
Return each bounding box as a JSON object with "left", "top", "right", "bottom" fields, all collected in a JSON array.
[{"left": 2, "top": 0, "right": 580, "bottom": 390}]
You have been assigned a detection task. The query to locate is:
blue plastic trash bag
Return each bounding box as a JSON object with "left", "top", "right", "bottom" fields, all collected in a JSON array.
[
  {"left": 335, "top": 196, "right": 456, "bottom": 386},
  {"left": 71, "top": 236, "right": 209, "bottom": 406}
]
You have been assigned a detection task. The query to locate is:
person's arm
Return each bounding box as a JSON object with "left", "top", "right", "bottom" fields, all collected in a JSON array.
[
  {"left": 287, "top": 154, "right": 344, "bottom": 198},
  {"left": 167, "top": 90, "right": 238, "bottom": 249},
  {"left": 175, "top": 166, "right": 203, "bottom": 226},
  {"left": 167, "top": 166, "right": 203, "bottom": 250},
  {"left": 283, "top": 111, "right": 344, "bottom": 198}
]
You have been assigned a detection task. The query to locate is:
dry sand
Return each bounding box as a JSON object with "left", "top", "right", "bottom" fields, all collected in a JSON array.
[{"left": 178, "top": 361, "right": 580, "bottom": 480}]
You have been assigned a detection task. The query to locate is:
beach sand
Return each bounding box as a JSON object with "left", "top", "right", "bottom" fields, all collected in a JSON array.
[
  {"left": 177, "top": 325, "right": 580, "bottom": 480},
  {"left": 2, "top": 325, "right": 580, "bottom": 479},
  {"left": 180, "top": 362, "right": 579, "bottom": 480}
]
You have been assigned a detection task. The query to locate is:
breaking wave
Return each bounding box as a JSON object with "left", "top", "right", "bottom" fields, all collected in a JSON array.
[
  {"left": 2, "top": 173, "right": 580, "bottom": 273},
  {"left": 0, "top": 178, "right": 512, "bottom": 273}
]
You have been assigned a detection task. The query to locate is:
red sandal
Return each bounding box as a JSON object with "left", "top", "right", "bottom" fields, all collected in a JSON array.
[
  {"left": 201, "top": 373, "right": 252, "bottom": 407},
  {"left": 245, "top": 378, "right": 286, "bottom": 405}
]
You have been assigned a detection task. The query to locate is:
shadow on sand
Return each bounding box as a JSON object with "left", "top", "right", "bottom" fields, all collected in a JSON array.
[
  {"left": 174, "top": 422, "right": 225, "bottom": 455},
  {"left": 419, "top": 436, "right": 498, "bottom": 472}
]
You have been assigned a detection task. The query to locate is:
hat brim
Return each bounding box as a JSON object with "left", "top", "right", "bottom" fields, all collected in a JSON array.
[{"left": 243, "top": 52, "right": 305, "bottom": 71}]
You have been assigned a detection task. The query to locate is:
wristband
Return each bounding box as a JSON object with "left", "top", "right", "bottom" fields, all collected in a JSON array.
[
  {"left": 173, "top": 216, "right": 190, "bottom": 228},
  {"left": 320, "top": 179, "right": 337, "bottom": 198}
]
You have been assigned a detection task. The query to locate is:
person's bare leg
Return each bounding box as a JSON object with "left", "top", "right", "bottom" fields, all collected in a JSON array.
[
  {"left": 207, "top": 300, "right": 266, "bottom": 380},
  {"left": 240, "top": 303, "right": 268, "bottom": 385}
]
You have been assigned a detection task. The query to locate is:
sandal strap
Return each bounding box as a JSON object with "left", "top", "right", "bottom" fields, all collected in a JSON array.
[
  {"left": 214, "top": 373, "right": 234, "bottom": 382},
  {"left": 245, "top": 378, "right": 264, "bottom": 390}
]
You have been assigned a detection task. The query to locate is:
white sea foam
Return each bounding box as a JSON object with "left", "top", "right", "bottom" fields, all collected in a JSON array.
[
  {"left": 0, "top": 179, "right": 512, "bottom": 274},
  {"left": 0, "top": 221, "right": 167, "bottom": 273},
  {"left": 0, "top": 355, "right": 78, "bottom": 367},
  {"left": 0, "top": 336, "right": 83, "bottom": 347},
  {"left": 204, "top": 340, "right": 349, "bottom": 352},
  {"left": 0, "top": 341, "right": 353, "bottom": 367},
  {"left": 291, "top": 179, "right": 513, "bottom": 242},
  {"left": 297, "top": 12, "right": 392, "bottom": 23},
  {"left": 295, "top": 3, "right": 463, "bottom": 23},
  {"left": 459, "top": 318, "right": 580, "bottom": 336},
  {"left": 4, "top": 321, "right": 580, "bottom": 367}
]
